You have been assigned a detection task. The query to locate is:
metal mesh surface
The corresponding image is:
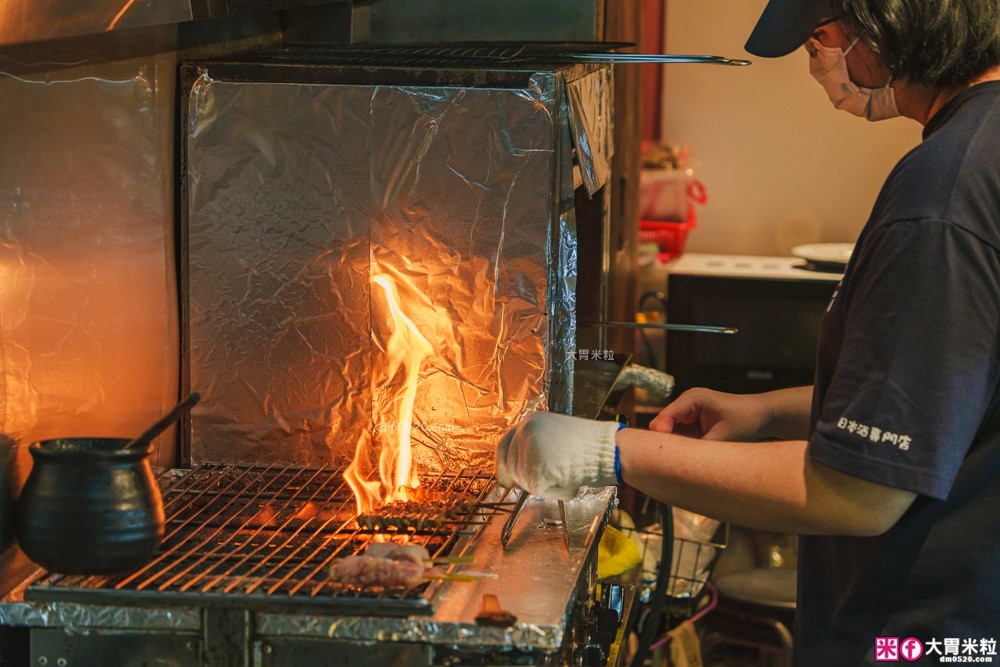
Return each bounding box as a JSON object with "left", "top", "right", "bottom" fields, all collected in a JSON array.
[{"left": 26, "top": 463, "right": 501, "bottom": 616}]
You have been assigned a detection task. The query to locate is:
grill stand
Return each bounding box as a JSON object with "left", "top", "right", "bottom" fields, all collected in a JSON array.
[
  {"left": 4, "top": 361, "right": 633, "bottom": 666},
  {"left": 3, "top": 486, "right": 616, "bottom": 666}
]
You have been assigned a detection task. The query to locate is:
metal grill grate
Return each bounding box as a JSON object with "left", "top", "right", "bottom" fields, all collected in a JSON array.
[{"left": 26, "top": 463, "right": 502, "bottom": 616}]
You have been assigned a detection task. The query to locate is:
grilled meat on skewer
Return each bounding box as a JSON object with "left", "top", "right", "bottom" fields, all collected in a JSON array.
[
  {"left": 328, "top": 555, "right": 427, "bottom": 588},
  {"left": 355, "top": 498, "right": 476, "bottom": 532},
  {"left": 328, "top": 542, "right": 435, "bottom": 588}
]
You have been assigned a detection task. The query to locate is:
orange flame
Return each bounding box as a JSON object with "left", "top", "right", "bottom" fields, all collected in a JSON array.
[{"left": 344, "top": 272, "right": 434, "bottom": 516}]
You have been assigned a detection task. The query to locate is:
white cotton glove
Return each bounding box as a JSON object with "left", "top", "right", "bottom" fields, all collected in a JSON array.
[{"left": 495, "top": 411, "right": 620, "bottom": 500}]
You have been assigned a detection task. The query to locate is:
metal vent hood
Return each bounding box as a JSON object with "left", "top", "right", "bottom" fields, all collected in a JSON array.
[{"left": 0, "top": 0, "right": 351, "bottom": 48}]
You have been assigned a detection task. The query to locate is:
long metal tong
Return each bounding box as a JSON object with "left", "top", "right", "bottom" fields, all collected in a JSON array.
[
  {"left": 500, "top": 488, "right": 530, "bottom": 549},
  {"left": 500, "top": 488, "right": 571, "bottom": 550},
  {"left": 579, "top": 320, "right": 738, "bottom": 334}
]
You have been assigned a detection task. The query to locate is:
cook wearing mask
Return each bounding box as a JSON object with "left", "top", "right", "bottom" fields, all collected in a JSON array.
[{"left": 496, "top": 1, "right": 1000, "bottom": 664}]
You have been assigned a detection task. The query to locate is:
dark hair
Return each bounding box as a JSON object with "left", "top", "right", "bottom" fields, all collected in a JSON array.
[{"left": 831, "top": 0, "right": 1000, "bottom": 87}]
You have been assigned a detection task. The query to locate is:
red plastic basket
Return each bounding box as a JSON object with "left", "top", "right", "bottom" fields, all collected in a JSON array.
[{"left": 640, "top": 208, "right": 697, "bottom": 262}]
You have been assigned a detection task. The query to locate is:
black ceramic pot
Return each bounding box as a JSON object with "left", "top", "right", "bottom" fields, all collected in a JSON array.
[{"left": 15, "top": 437, "right": 165, "bottom": 575}]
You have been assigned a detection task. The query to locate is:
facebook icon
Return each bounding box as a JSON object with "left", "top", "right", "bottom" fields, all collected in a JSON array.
[{"left": 900, "top": 637, "right": 924, "bottom": 661}]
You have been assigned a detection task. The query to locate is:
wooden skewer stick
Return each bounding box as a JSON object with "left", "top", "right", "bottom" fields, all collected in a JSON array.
[
  {"left": 426, "top": 555, "right": 475, "bottom": 565},
  {"left": 424, "top": 572, "right": 488, "bottom": 582}
]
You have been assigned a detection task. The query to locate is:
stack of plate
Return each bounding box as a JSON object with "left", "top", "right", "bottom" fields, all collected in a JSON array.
[{"left": 791, "top": 243, "right": 855, "bottom": 272}]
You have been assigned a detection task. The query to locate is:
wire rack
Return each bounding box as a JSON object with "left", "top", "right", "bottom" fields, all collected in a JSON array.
[
  {"left": 25, "top": 462, "right": 503, "bottom": 616},
  {"left": 629, "top": 511, "right": 728, "bottom": 619},
  {"left": 617, "top": 502, "right": 729, "bottom": 667}
]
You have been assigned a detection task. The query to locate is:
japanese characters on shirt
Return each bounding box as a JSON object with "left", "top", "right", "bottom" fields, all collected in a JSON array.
[{"left": 837, "top": 416, "right": 913, "bottom": 451}]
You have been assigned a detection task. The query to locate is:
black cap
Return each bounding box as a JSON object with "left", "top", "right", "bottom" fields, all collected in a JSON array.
[{"left": 745, "top": 0, "right": 831, "bottom": 57}]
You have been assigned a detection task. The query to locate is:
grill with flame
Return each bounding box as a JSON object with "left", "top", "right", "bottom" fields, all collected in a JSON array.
[
  {"left": 2, "top": 50, "right": 620, "bottom": 667},
  {"left": 27, "top": 270, "right": 514, "bottom": 611},
  {"left": 28, "top": 462, "right": 505, "bottom": 615},
  {"left": 21, "top": 265, "right": 604, "bottom": 630}
]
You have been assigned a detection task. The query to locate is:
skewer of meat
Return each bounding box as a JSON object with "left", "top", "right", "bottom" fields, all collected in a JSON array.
[
  {"left": 355, "top": 498, "right": 480, "bottom": 532},
  {"left": 328, "top": 543, "right": 435, "bottom": 589},
  {"left": 327, "top": 554, "right": 428, "bottom": 588}
]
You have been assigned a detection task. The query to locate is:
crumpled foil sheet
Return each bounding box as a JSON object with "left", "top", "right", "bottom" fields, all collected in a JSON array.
[
  {"left": 257, "top": 613, "right": 564, "bottom": 652},
  {"left": 613, "top": 364, "right": 676, "bottom": 404},
  {"left": 0, "top": 600, "right": 200, "bottom": 631},
  {"left": 0, "top": 29, "right": 181, "bottom": 471},
  {"left": 185, "top": 64, "right": 609, "bottom": 470}
]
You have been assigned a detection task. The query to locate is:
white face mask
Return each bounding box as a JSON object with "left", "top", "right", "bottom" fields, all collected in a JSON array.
[{"left": 808, "top": 37, "right": 900, "bottom": 121}]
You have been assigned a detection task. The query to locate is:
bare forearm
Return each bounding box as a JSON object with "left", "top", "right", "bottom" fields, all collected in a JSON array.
[
  {"left": 758, "top": 385, "right": 814, "bottom": 440},
  {"left": 616, "top": 427, "right": 915, "bottom": 536},
  {"left": 650, "top": 385, "right": 814, "bottom": 442}
]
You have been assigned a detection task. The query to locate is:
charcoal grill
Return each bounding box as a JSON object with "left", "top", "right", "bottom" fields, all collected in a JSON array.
[
  {"left": 24, "top": 463, "right": 504, "bottom": 617},
  {"left": 4, "top": 464, "right": 616, "bottom": 667},
  {"left": 1, "top": 366, "right": 626, "bottom": 667}
]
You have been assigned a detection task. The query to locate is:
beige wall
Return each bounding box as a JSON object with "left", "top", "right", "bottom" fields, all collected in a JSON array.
[{"left": 660, "top": 0, "right": 923, "bottom": 256}]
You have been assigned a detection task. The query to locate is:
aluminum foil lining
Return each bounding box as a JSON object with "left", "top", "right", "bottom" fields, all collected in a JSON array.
[
  {"left": 184, "top": 65, "right": 609, "bottom": 469},
  {"left": 0, "top": 29, "right": 181, "bottom": 471},
  {"left": 549, "top": 66, "right": 612, "bottom": 410},
  {"left": 549, "top": 207, "right": 577, "bottom": 413},
  {"left": 0, "top": 600, "right": 200, "bottom": 632},
  {"left": 259, "top": 613, "right": 565, "bottom": 652},
  {"left": 613, "top": 364, "right": 676, "bottom": 404}
]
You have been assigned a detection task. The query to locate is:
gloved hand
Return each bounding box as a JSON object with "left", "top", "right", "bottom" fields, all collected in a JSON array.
[{"left": 495, "top": 411, "right": 620, "bottom": 500}]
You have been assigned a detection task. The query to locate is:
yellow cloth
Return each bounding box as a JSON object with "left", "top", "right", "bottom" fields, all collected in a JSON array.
[
  {"left": 597, "top": 525, "right": 642, "bottom": 579},
  {"left": 667, "top": 620, "right": 703, "bottom": 667}
]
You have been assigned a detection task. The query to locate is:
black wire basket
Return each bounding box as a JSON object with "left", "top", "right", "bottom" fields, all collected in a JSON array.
[{"left": 621, "top": 502, "right": 728, "bottom": 667}]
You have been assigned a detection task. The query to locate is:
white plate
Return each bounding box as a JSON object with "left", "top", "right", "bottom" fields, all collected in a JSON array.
[{"left": 791, "top": 243, "right": 855, "bottom": 266}]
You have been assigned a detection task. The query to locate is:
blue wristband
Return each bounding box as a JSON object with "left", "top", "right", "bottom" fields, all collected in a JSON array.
[{"left": 614, "top": 422, "right": 626, "bottom": 485}]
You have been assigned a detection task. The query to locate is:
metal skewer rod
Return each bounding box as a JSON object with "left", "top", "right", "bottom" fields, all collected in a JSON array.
[
  {"left": 560, "top": 53, "right": 752, "bottom": 66},
  {"left": 579, "top": 321, "right": 738, "bottom": 334}
]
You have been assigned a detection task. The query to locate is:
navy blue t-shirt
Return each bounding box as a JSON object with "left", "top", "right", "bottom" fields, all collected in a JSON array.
[{"left": 798, "top": 81, "right": 1000, "bottom": 665}]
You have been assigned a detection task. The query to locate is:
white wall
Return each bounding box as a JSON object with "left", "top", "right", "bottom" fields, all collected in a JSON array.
[{"left": 661, "top": 0, "right": 923, "bottom": 256}]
